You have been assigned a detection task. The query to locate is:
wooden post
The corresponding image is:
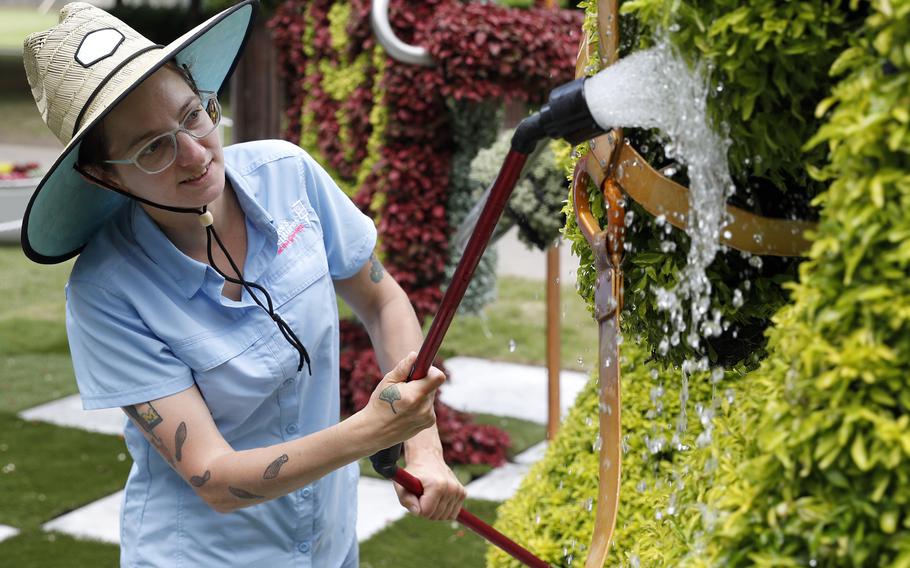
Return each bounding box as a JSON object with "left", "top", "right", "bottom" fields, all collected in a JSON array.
[
  {"left": 546, "top": 242, "right": 561, "bottom": 439},
  {"left": 228, "top": 18, "right": 282, "bottom": 143}
]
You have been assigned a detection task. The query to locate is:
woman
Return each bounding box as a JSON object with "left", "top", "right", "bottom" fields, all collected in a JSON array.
[{"left": 22, "top": 1, "right": 465, "bottom": 566}]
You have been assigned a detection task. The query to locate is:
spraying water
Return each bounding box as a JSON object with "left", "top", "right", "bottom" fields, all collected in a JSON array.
[{"left": 585, "top": 42, "right": 734, "bottom": 353}]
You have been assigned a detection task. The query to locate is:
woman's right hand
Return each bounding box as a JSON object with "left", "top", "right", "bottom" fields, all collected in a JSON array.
[{"left": 362, "top": 352, "right": 446, "bottom": 449}]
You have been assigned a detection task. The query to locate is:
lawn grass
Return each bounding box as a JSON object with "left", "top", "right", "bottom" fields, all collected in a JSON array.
[
  {"left": 360, "top": 498, "right": 501, "bottom": 568},
  {"left": 0, "top": 412, "right": 130, "bottom": 529},
  {"left": 0, "top": 8, "right": 58, "bottom": 53},
  {"left": 0, "top": 531, "right": 120, "bottom": 566},
  {"left": 438, "top": 275, "right": 597, "bottom": 372}
]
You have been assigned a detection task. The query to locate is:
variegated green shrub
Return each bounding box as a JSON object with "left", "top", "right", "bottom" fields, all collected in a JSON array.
[{"left": 491, "top": 0, "right": 910, "bottom": 566}]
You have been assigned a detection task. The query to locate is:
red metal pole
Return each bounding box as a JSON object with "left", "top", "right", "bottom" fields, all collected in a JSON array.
[
  {"left": 396, "top": 149, "right": 550, "bottom": 567},
  {"left": 412, "top": 150, "right": 529, "bottom": 378}
]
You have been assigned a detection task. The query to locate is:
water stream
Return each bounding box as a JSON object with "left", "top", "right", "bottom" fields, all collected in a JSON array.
[{"left": 586, "top": 42, "right": 734, "bottom": 354}]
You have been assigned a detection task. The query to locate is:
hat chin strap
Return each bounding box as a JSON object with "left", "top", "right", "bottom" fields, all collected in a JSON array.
[{"left": 75, "top": 164, "right": 312, "bottom": 375}]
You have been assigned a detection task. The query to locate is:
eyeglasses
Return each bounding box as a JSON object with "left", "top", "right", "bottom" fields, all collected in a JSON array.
[{"left": 104, "top": 91, "right": 221, "bottom": 175}]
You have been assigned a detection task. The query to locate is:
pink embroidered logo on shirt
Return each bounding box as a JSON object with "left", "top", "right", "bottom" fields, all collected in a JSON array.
[{"left": 277, "top": 200, "right": 310, "bottom": 254}]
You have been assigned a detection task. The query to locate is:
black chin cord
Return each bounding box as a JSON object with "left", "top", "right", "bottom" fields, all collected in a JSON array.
[
  {"left": 76, "top": 165, "right": 312, "bottom": 375},
  {"left": 200, "top": 206, "right": 311, "bottom": 374}
]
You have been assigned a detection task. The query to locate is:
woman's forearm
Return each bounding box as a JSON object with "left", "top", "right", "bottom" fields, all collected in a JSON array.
[{"left": 197, "top": 411, "right": 377, "bottom": 513}]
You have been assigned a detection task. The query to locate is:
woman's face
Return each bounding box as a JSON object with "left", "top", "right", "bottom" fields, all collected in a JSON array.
[{"left": 99, "top": 67, "right": 225, "bottom": 210}]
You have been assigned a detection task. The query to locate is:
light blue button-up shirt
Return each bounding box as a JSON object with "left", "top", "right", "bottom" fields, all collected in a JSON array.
[{"left": 65, "top": 140, "right": 376, "bottom": 567}]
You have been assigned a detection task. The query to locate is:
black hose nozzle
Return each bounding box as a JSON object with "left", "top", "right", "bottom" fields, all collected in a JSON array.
[
  {"left": 370, "top": 442, "right": 403, "bottom": 479},
  {"left": 511, "top": 77, "right": 606, "bottom": 153}
]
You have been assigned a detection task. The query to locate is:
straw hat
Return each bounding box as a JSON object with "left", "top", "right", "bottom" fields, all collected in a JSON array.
[{"left": 21, "top": 0, "right": 258, "bottom": 264}]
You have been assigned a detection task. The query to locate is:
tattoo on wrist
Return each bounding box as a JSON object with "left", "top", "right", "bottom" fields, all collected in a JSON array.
[
  {"left": 228, "top": 486, "right": 264, "bottom": 500},
  {"left": 175, "top": 422, "right": 187, "bottom": 462},
  {"left": 379, "top": 385, "right": 401, "bottom": 414},
  {"left": 190, "top": 470, "right": 211, "bottom": 487},
  {"left": 369, "top": 253, "right": 385, "bottom": 283},
  {"left": 263, "top": 454, "right": 289, "bottom": 480}
]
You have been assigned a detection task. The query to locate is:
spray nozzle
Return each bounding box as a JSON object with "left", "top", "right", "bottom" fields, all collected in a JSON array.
[{"left": 511, "top": 77, "right": 607, "bottom": 153}]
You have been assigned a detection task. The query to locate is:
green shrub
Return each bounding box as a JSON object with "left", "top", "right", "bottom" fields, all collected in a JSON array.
[{"left": 493, "top": 0, "right": 910, "bottom": 566}]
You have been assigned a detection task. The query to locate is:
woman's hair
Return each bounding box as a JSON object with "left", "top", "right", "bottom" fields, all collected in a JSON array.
[{"left": 77, "top": 61, "right": 200, "bottom": 169}]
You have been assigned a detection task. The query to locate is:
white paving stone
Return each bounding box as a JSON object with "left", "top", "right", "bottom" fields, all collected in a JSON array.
[
  {"left": 356, "top": 477, "right": 408, "bottom": 541},
  {"left": 43, "top": 491, "right": 121, "bottom": 544},
  {"left": 0, "top": 525, "right": 20, "bottom": 543},
  {"left": 18, "top": 394, "right": 125, "bottom": 436},
  {"left": 514, "top": 441, "right": 548, "bottom": 465},
  {"left": 440, "top": 357, "right": 588, "bottom": 424},
  {"left": 38, "top": 478, "right": 410, "bottom": 545},
  {"left": 465, "top": 463, "right": 531, "bottom": 502}
]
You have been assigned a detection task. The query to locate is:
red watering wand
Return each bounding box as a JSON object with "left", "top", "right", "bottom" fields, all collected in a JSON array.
[{"left": 370, "top": 78, "right": 606, "bottom": 567}]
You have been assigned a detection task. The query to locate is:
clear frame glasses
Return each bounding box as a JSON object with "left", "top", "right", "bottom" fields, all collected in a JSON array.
[{"left": 104, "top": 91, "right": 221, "bottom": 175}]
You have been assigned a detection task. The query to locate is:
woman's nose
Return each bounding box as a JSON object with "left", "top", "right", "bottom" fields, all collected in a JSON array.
[{"left": 174, "top": 130, "right": 208, "bottom": 167}]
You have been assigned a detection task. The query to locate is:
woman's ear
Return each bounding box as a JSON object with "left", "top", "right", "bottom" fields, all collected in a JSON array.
[{"left": 76, "top": 164, "right": 126, "bottom": 194}]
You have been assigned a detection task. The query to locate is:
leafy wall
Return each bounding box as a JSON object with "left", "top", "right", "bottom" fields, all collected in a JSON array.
[{"left": 269, "top": 0, "right": 582, "bottom": 467}]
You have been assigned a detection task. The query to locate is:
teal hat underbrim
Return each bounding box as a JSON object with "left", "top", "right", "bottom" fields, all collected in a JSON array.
[{"left": 22, "top": 0, "right": 258, "bottom": 264}]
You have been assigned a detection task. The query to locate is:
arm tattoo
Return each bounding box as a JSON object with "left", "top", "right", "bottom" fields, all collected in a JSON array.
[
  {"left": 175, "top": 422, "right": 187, "bottom": 462},
  {"left": 263, "top": 454, "right": 289, "bottom": 480},
  {"left": 124, "top": 403, "right": 163, "bottom": 432},
  {"left": 190, "top": 470, "right": 211, "bottom": 487},
  {"left": 229, "top": 486, "right": 264, "bottom": 500},
  {"left": 379, "top": 385, "right": 401, "bottom": 414},
  {"left": 124, "top": 403, "right": 174, "bottom": 466},
  {"left": 369, "top": 253, "right": 385, "bottom": 283}
]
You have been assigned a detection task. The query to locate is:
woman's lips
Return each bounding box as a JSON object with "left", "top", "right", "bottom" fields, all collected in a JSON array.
[{"left": 181, "top": 162, "right": 212, "bottom": 186}]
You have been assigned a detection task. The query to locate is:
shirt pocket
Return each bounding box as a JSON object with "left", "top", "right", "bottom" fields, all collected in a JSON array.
[{"left": 169, "top": 319, "right": 284, "bottom": 433}]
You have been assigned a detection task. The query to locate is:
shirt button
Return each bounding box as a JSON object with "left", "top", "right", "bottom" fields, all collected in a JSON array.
[
  {"left": 302, "top": 487, "right": 312, "bottom": 499},
  {"left": 286, "top": 423, "right": 298, "bottom": 434},
  {"left": 297, "top": 541, "right": 310, "bottom": 554}
]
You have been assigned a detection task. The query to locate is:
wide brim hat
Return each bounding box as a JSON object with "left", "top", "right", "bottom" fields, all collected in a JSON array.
[{"left": 21, "top": 0, "right": 258, "bottom": 264}]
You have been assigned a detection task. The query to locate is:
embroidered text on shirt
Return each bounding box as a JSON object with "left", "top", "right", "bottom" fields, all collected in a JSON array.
[{"left": 277, "top": 200, "right": 310, "bottom": 254}]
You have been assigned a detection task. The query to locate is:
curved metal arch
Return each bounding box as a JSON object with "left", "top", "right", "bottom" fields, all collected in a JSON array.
[{"left": 370, "top": 0, "right": 434, "bottom": 67}]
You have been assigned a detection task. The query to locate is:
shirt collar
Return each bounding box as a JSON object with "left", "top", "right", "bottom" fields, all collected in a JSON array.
[{"left": 130, "top": 165, "right": 279, "bottom": 300}]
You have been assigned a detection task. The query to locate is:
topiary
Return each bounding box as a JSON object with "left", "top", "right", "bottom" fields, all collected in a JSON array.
[{"left": 490, "top": 0, "right": 910, "bottom": 565}]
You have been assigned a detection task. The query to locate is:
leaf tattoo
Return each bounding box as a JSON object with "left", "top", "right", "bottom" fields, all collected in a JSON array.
[
  {"left": 190, "top": 470, "right": 211, "bottom": 487},
  {"left": 228, "top": 486, "right": 264, "bottom": 500},
  {"left": 263, "top": 454, "right": 289, "bottom": 480},
  {"left": 379, "top": 385, "right": 401, "bottom": 414},
  {"left": 175, "top": 422, "right": 187, "bottom": 462}
]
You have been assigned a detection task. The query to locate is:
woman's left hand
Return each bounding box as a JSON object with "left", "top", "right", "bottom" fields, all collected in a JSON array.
[{"left": 393, "top": 456, "right": 466, "bottom": 521}]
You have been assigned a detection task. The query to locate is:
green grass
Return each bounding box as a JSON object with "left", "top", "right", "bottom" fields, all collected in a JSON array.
[
  {"left": 438, "top": 276, "right": 597, "bottom": 372},
  {"left": 0, "top": 412, "right": 130, "bottom": 528},
  {"left": 360, "top": 499, "right": 501, "bottom": 568},
  {"left": 0, "top": 531, "right": 120, "bottom": 566},
  {"left": 0, "top": 9, "right": 58, "bottom": 53}
]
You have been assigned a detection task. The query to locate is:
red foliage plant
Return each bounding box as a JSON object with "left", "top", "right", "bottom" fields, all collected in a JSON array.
[{"left": 270, "top": 0, "right": 581, "bottom": 469}]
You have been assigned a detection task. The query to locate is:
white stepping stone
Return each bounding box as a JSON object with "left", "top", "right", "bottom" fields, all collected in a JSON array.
[
  {"left": 19, "top": 394, "right": 125, "bottom": 436},
  {"left": 465, "top": 463, "right": 531, "bottom": 502},
  {"left": 38, "top": 478, "right": 409, "bottom": 545},
  {"left": 43, "top": 491, "right": 121, "bottom": 544},
  {"left": 440, "top": 357, "right": 588, "bottom": 424},
  {"left": 463, "top": 442, "right": 549, "bottom": 502},
  {"left": 0, "top": 525, "right": 19, "bottom": 543},
  {"left": 356, "top": 477, "right": 408, "bottom": 541}
]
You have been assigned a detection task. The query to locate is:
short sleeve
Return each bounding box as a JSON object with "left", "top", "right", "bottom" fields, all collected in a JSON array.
[
  {"left": 66, "top": 280, "right": 195, "bottom": 410},
  {"left": 299, "top": 152, "right": 377, "bottom": 280}
]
